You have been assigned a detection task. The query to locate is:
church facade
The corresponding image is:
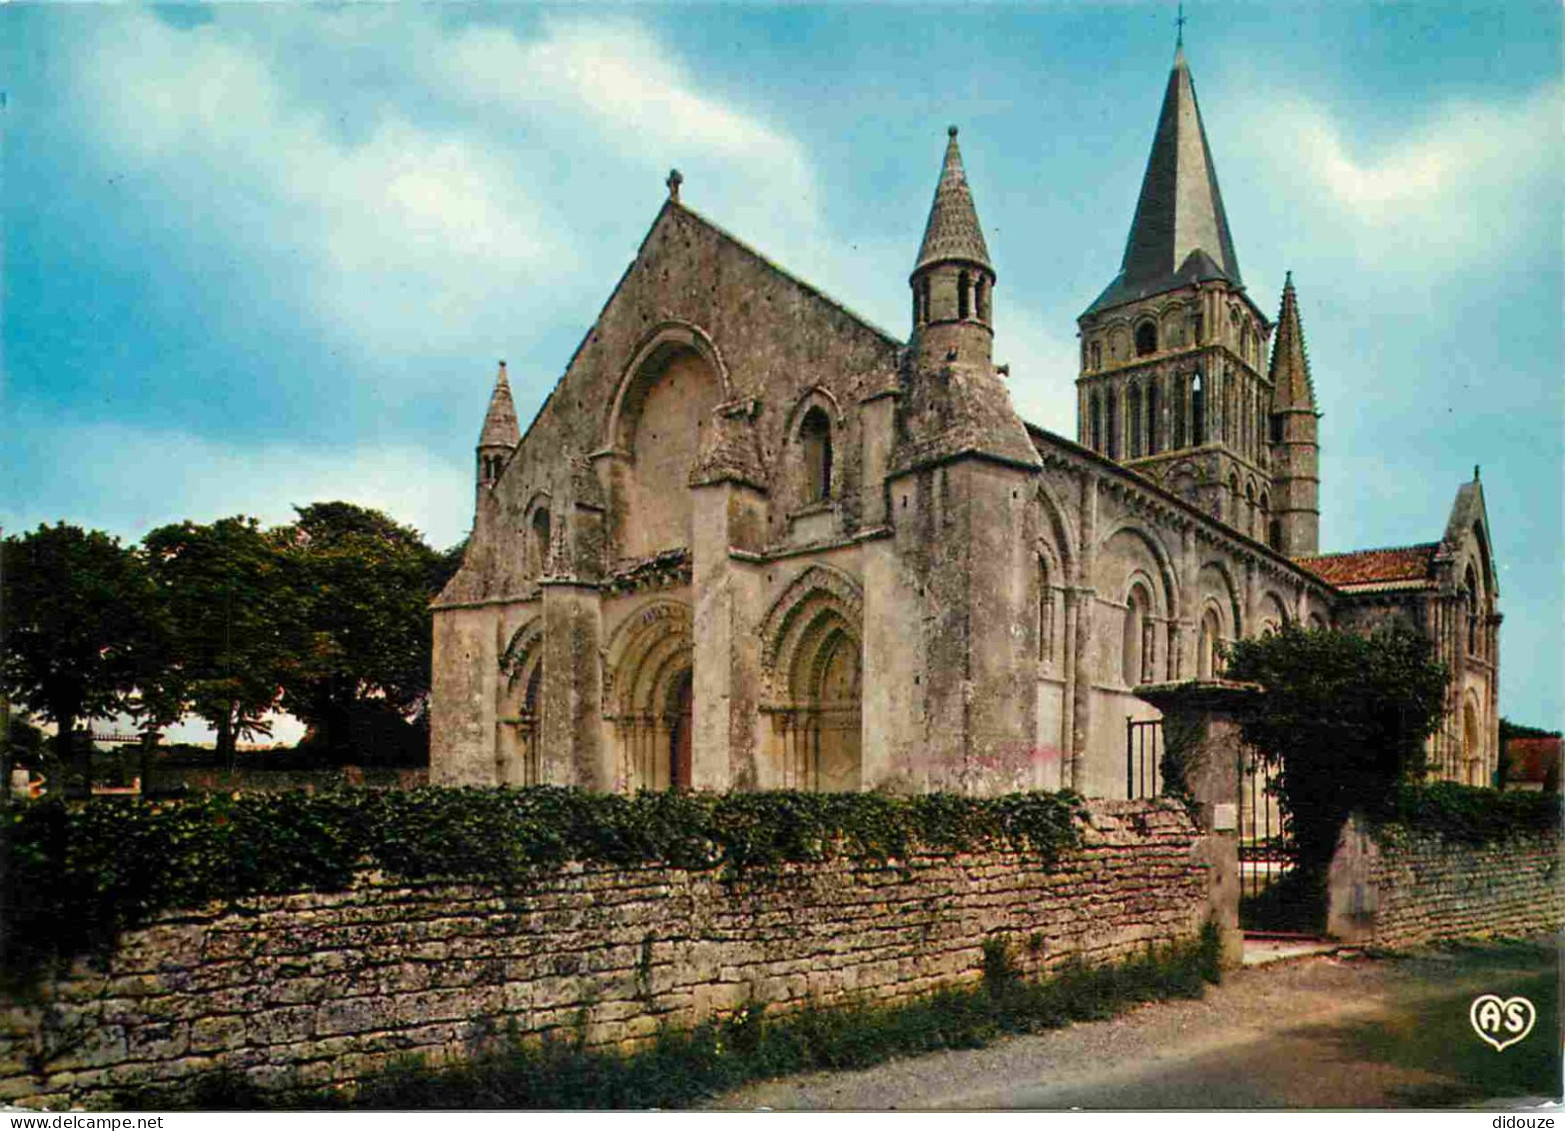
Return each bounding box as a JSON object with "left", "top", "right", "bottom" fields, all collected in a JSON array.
[{"left": 430, "top": 48, "right": 1500, "bottom": 798}]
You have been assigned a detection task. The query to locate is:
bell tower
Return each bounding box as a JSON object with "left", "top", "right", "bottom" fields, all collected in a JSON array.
[
  {"left": 1076, "top": 46, "right": 1277, "bottom": 545},
  {"left": 910, "top": 126, "right": 995, "bottom": 371}
]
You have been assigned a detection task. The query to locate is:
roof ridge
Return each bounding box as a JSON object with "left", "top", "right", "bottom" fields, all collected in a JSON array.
[
  {"left": 1297, "top": 541, "right": 1440, "bottom": 560},
  {"left": 674, "top": 201, "right": 904, "bottom": 348}
]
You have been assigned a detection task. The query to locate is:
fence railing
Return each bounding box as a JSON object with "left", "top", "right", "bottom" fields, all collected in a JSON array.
[
  {"left": 1237, "top": 746, "right": 1293, "bottom": 907},
  {"left": 1125, "top": 718, "right": 1161, "bottom": 800}
]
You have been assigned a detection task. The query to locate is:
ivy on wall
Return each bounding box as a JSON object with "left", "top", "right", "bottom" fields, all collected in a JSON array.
[
  {"left": 1379, "top": 781, "right": 1561, "bottom": 845},
  {"left": 0, "top": 786, "right": 1083, "bottom": 989}
]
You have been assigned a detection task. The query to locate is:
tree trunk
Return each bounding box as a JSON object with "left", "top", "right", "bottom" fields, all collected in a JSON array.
[
  {"left": 139, "top": 729, "right": 158, "bottom": 796},
  {"left": 50, "top": 697, "right": 87, "bottom": 794},
  {"left": 217, "top": 710, "right": 236, "bottom": 772}
]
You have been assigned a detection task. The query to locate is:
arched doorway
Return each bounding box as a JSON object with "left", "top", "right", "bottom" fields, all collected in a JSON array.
[
  {"left": 759, "top": 566, "right": 865, "bottom": 792},
  {"left": 668, "top": 670, "right": 693, "bottom": 790},
  {"left": 801, "top": 622, "right": 862, "bottom": 792},
  {"left": 1463, "top": 698, "right": 1482, "bottom": 786},
  {"left": 603, "top": 601, "right": 694, "bottom": 792}
]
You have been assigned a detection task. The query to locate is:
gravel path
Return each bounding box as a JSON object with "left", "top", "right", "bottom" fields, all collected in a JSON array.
[{"left": 708, "top": 944, "right": 1559, "bottom": 1110}]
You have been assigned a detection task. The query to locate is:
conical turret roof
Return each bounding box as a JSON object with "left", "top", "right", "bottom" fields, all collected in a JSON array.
[
  {"left": 914, "top": 126, "right": 993, "bottom": 275},
  {"left": 478, "top": 361, "right": 520, "bottom": 449},
  {"left": 1086, "top": 48, "right": 1241, "bottom": 315},
  {"left": 1268, "top": 273, "right": 1317, "bottom": 410}
]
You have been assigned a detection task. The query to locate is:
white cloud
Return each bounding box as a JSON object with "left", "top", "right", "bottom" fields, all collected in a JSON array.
[
  {"left": 434, "top": 16, "right": 824, "bottom": 260},
  {"left": 1235, "top": 82, "right": 1561, "bottom": 274},
  {"left": 75, "top": 11, "right": 563, "bottom": 358},
  {"left": 68, "top": 11, "right": 840, "bottom": 363},
  {"left": 13, "top": 423, "right": 473, "bottom": 550}
]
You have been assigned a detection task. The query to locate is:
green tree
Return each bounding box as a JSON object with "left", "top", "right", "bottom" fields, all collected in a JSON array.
[
  {"left": 1225, "top": 622, "right": 1450, "bottom": 879},
  {"left": 142, "top": 517, "right": 299, "bottom": 767},
  {"left": 277, "top": 503, "right": 450, "bottom": 763},
  {"left": 1, "top": 524, "right": 163, "bottom": 787}
]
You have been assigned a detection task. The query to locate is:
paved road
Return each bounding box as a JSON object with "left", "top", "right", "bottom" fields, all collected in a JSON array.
[{"left": 710, "top": 940, "right": 1560, "bottom": 1110}]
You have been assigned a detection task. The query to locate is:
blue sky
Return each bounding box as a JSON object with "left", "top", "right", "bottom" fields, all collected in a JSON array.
[{"left": 3, "top": 2, "right": 1561, "bottom": 730}]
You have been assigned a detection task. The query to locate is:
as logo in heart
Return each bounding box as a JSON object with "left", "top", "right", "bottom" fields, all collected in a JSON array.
[{"left": 1469, "top": 994, "right": 1536, "bottom": 1052}]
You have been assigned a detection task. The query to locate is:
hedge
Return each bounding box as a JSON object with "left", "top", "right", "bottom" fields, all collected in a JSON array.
[
  {"left": 0, "top": 786, "right": 1083, "bottom": 990},
  {"left": 1379, "top": 781, "right": 1561, "bottom": 845}
]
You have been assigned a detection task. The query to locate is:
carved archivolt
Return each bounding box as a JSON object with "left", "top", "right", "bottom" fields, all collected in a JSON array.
[
  {"left": 499, "top": 619, "right": 545, "bottom": 685},
  {"left": 759, "top": 564, "right": 864, "bottom": 702},
  {"left": 601, "top": 599, "right": 693, "bottom": 718}
]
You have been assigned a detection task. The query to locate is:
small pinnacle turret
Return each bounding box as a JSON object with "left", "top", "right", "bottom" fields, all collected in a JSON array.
[
  {"left": 1268, "top": 272, "right": 1317, "bottom": 412},
  {"left": 1267, "top": 275, "right": 1321, "bottom": 556},
  {"left": 478, "top": 360, "right": 520, "bottom": 488},
  {"left": 914, "top": 127, "right": 993, "bottom": 275},
  {"left": 910, "top": 126, "right": 995, "bottom": 369}
]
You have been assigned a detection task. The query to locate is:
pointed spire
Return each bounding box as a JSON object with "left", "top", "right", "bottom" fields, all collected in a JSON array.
[
  {"left": 1268, "top": 273, "right": 1317, "bottom": 410},
  {"left": 479, "top": 360, "right": 520, "bottom": 448},
  {"left": 1086, "top": 47, "right": 1241, "bottom": 314},
  {"left": 914, "top": 126, "right": 993, "bottom": 275}
]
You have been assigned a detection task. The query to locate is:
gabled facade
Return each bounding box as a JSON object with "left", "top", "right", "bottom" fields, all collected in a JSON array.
[{"left": 430, "top": 46, "right": 1500, "bottom": 797}]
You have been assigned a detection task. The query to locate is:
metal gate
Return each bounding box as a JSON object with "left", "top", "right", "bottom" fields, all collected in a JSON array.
[
  {"left": 1125, "top": 718, "right": 1161, "bottom": 799},
  {"left": 1237, "top": 744, "right": 1294, "bottom": 914}
]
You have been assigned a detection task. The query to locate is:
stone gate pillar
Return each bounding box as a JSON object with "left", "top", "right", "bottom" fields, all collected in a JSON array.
[{"left": 1135, "top": 679, "right": 1263, "bottom": 968}]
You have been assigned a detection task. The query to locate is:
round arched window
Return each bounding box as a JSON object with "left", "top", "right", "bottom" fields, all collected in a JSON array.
[{"left": 1135, "top": 322, "right": 1158, "bottom": 356}]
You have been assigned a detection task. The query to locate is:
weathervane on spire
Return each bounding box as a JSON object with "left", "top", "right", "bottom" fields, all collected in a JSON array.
[{"left": 1176, "top": 2, "right": 1186, "bottom": 47}]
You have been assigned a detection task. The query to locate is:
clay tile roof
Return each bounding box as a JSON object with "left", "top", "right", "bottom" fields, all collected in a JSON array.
[
  {"left": 1295, "top": 543, "right": 1439, "bottom": 588},
  {"left": 1505, "top": 736, "right": 1561, "bottom": 784}
]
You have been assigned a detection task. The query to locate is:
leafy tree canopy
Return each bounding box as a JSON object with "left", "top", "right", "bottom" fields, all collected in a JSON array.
[
  {"left": 1224, "top": 622, "right": 1449, "bottom": 876},
  {"left": 274, "top": 503, "right": 452, "bottom": 761},
  {"left": 142, "top": 517, "right": 302, "bottom": 764},
  {"left": 2, "top": 524, "right": 164, "bottom": 782}
]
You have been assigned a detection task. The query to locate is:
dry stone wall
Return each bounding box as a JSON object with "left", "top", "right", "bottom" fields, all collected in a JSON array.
[
  {"left": 0, "top": 799, "right": 1210, "bottom": 1108},
  {"left": 1326, "top": 816, "right": 1562, "bottom": 948}
]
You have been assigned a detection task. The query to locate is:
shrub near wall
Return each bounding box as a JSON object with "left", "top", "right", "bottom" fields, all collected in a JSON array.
[
  {"left": 1, "top": 787, "right": 1082, "bottom": 987},
  {"left": 0, "top": 789, "right": 1215, "bottom": 1109},
  {"left": 1327, "top": 784, "right": 1563, "bottom": 947}
]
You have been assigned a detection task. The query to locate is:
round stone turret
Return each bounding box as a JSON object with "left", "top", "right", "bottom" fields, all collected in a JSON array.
[{"left": 910, "top": 126, "right": 996, "bottom": 370}]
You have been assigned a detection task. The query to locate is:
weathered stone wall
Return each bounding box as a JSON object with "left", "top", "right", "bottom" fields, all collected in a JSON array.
[
  {"left": 0, "top": 800, "right": 1212, "bottom": 1109},
  {"left": 1326, "top": 814, "right": 1562, "bottom": 948}
]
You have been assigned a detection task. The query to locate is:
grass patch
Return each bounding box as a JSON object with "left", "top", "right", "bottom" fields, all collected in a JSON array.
[{"left": 122, "top": 924, "right": 1222, "bottom": 1111}]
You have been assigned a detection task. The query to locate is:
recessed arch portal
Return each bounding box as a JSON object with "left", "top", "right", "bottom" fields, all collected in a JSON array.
[
  {"left": 1462, "top": 695, "right": 1483, "bottom": 786},
  {"left": 497, "top": 620, "right": 546, "bottom": 785},
  {"left": 603, "top": 600, "right": 695, "bottom": 791},
  {"left": 760, "top": 565, "right": 865, "bottom": 791}
]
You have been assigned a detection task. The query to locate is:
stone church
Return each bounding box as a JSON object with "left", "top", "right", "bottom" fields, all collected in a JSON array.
[{"left": 431, "top": 47, "right": 1500, "bottom": 798}]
